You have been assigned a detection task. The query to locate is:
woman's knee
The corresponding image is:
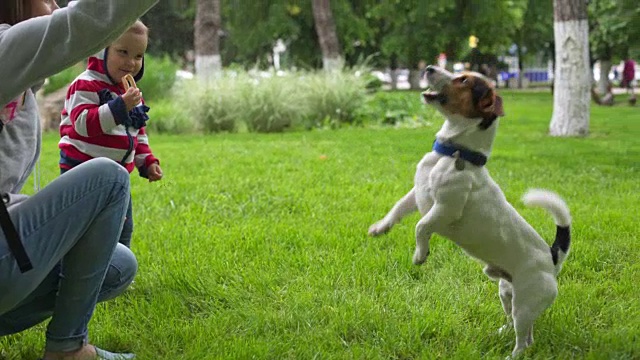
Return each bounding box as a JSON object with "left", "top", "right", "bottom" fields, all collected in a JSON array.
[
  {"left": 79, "top": 158, "right": 130, "bottom": 191},
  {"left": 99, "top": 244, "right": 138, "bottom": 302}
]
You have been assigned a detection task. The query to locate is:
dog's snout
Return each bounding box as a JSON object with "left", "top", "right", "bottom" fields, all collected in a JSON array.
[{"left": 425, "top": 66, "right": 436, "bottom": 74}]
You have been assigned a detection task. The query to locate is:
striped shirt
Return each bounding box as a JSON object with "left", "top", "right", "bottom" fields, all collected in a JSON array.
[{"left": 59, "top": 50, "right": 158, "bottom": 174}]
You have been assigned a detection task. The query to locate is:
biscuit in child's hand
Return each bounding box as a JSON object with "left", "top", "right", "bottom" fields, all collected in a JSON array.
[{"left": 122, "top": 74, "right": 137, "bottom": 90}]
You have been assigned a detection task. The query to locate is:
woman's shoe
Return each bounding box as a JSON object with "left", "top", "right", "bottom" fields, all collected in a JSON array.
[{"left": 94, "top": 346, "right": 135, "bottom": 360}]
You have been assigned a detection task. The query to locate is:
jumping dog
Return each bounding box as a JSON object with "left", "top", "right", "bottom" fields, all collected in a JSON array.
[{"left": 368, "top": 66, "right": 571, "bottom": 357}]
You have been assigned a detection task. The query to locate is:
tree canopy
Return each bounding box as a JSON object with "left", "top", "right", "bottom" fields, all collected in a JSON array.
[{"left": 129, "top": 0, "right": 640, "bottom": 70}]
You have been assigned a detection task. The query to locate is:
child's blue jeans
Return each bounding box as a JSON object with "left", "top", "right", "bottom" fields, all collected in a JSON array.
[{"left": 0, "top": 158, "right": 136, "bottom": 352}]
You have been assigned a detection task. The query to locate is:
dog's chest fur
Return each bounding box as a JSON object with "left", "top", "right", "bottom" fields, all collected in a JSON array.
[{"left": 413, "top": 151, "right": 552, "bottom": 276}]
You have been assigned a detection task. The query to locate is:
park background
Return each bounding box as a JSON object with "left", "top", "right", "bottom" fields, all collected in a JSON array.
[{"left": 2, "top": 0, "right": 640, "bottom": 359}]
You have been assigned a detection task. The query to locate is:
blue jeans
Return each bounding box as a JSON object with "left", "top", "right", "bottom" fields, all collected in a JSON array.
[
  {"left": 60, "top": 164, "right": 134, "bottom": 249},
  {"left": 121, "top": 197, "right": 133, "bottom": 248},
  {"left": 0, "top": 158, "right": 136, "bottom": 352}
]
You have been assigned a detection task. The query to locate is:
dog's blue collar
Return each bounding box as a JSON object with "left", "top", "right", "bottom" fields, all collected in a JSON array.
[{"left": 432, "top": 140, "right": 488, "bottom": 166}]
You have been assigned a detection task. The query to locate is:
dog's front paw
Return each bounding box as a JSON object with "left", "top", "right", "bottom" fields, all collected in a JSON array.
[
  {"left": 368, "top": 220, "right": 391, "bottom": 237},
  {"left": 412, "top": 248, "right": 429, "bottom": 265}
]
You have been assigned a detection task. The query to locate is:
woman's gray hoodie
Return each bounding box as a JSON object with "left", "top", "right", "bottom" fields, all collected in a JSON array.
[{"left": 0, "top": 0, "right": 158, "bottom": 202}]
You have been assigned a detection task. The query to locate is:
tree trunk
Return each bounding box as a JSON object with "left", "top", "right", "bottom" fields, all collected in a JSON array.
[
  {"left": 194, "top": 0, "right": 221, "bottom": 81},
  {"left": 389, "top": 53, "right": 398, "bottom": 90},
  {"left": 517, "top": 43, "right": 524, "bottom": 89},
  {"left": 312, "top": 0, "right": 343, "bottom": 71},
  {"left": 550, "top": 0, "right": 590, "bottom": 136},
  {"left": 444, "top": 42, "right": 458, "bottom": 72},
  {"left": 597, "top": 59, "right": 612, "bottom": 95},
  {"left": 389, "top": 70, "right": 398, "bottom": 90},
  {"left": 409, "top": 69, "right": 422, "bottom": 89}
]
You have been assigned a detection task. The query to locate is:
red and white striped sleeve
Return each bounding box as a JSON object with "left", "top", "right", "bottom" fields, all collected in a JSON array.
[
  {"left": 65, "top": 79, "right": 119, "bottom": 137},
  {"left": 134, "top": 126, "right": 159, "bottom": 170}
]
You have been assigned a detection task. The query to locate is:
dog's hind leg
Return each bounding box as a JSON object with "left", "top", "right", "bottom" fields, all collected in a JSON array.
[
  {"left": 510, "top": 274, "right": 558, "bottom": 357},
  {"left": 369, "top": 188, "right": 418, "bottom": 236}
]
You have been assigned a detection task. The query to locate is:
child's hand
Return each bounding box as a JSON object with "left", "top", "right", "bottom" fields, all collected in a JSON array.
[
  {"left": 122, "top": 87, "right": 142, "bottom": 112},
  {"left": 147, "top": 163, "right": 163, "bottom": 182}
]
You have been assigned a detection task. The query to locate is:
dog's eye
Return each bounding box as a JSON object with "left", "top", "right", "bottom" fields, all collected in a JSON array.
[{"left": 456, "top": 76, "right": 469, "bottom": 85}]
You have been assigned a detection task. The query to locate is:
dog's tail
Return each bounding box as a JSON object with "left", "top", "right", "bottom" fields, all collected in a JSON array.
[{"left": 522, "top": 189, "right": 571, "bottom": 274}]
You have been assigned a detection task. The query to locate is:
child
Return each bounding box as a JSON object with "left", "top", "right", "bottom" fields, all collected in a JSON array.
[{"left": 59, "top": 20, "right": 162, "bottom": 248}]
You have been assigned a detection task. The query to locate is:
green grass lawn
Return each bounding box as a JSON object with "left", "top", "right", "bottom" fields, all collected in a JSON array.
[{"left": 1, "top": 91, "right": 639, "bottom": 359}]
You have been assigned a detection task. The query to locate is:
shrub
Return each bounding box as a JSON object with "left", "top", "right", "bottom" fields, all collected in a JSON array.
[
  {"left": 170, "top": 71, "right": 307, "bottom": 134},
  {"left": 363, "top": 72, "right": 383, "bottom": 92},
  {"left": 355, "top": 91, "right": 439, "bottom": 128},
  {"left": 299, "top": 70, "right": 368, "bottom": 129},
  {"left": 44, "top": 62, "right": 85, "bottom": 94},
  {"left": 172, "top": 76, "right": 242, "bottom": 133},
  {"left": 138, "top": 54, "right": 179, "bottom": 102},
  {"left": 161, "top": 68, "right": 372, "bottom": 134},
  {"left": 238, "top": 73, "right": 306, "bottom": 133},
  {"left": 145, "top": 100, "right": 197, "bottom": 134}
]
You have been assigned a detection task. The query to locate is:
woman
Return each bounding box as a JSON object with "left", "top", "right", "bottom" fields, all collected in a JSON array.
[{"left": 0, "top": 1, "right": 158, "bottom": 359}]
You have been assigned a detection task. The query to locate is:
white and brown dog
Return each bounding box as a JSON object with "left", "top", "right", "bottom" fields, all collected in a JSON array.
[{"left": 368, "top": 66, "right": 571, "bottom": 357}]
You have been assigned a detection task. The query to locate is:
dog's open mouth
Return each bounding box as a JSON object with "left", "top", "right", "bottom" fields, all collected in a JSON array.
[
  {"left": 422, "top": 89, "right": 439, "bottom": 101},
  {"left": 422, "top": 89, "right": 446, "bottom": 104}
]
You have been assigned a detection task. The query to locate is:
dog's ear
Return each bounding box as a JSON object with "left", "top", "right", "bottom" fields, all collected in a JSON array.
[
  {"left": 479, "top": 92, "right": 505, "bottom": 118},
  {"left": 493, "top": 95, "right": 504, "bottom": 117}
]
